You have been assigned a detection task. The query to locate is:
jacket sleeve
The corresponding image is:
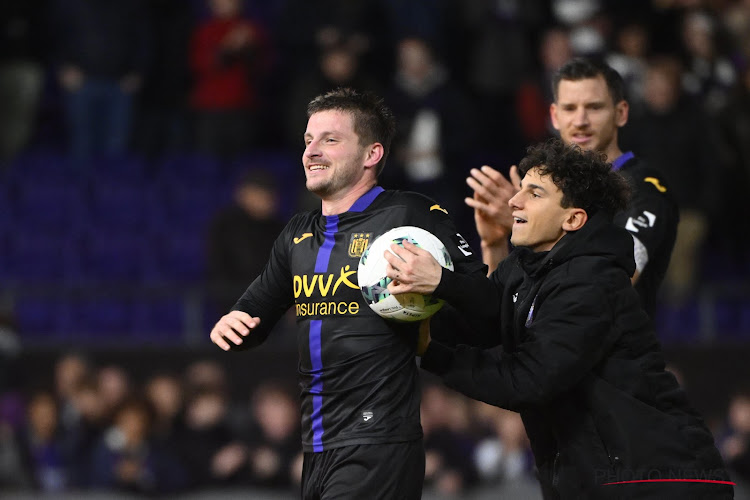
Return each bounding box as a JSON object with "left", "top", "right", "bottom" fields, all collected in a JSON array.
[
  {"left": 422, "top": 277, "right": 618, "bottom": 411},
  {"left": 230, "top": 219, "right": 296, "bottom": 349},
  {"left": 412, "top": 200, "right": 499, "bottom": 347}
]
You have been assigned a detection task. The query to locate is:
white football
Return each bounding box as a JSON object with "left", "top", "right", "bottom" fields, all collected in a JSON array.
[{"left": 358, "top": 226, "right": 454, "bottom": 322}]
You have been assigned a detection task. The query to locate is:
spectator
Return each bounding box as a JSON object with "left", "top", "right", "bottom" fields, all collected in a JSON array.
[
  {"left": 606, "top": 20, "right": 651, "bottom": 111},
  {"left": 61, "top": 376, "right": 106, "bottom": 488},
  {"left": 183, "top": 359, "right": 229, "bottom": 397},
  {"left": 715, "top": 62, "right": 750, "bottom": 262},
  {"left": 284, "top": 45, "right": 381, "bottom": 150},
  {"left": 17, "top": 391, "right": 67, "bottom": 492},
  {"left": 473, "top": 408, "right": 534, "bottom": 485},
  {"left": 189, "top": 0, "right": 270, "bottom": 159},
  {"left": 143, "top": 372, "right": 185, "bottom": 450},
  {"left": 89, "top": 396, "right": 187, "bottom": 494},
  {"left": 50, "top": 0, "right": 149, "bottom": 165},
  {"left": 420, "top": 384, "right": 479, "bottom": 496},
  {"left": 461, "top": 0, "right": 547, "bottom": 161},
  {"left": 718, "top": 389, "right": 750, "bottom": 483},
  {"left": 516, "top": 26, "right": 572, "bottom": 147},
  {"left": 53, "top": 353, "right": 90, "bottom": 435},
  {"left": 276, "top": 0, "right": 392, "bottom": 87},
  {"left": 207, "top": 168, "right": 286, "bottom": 313},
  {"left": 0, "top": 0, "right": 46, "bottom": 164},
  {"left": 96, "top": 365, "right": 133, "bottom": 425},
  {"left": 132, "top": 0, "right": 193, "bottom": 159},
  {"left": 176, "top": 386, "right": 243, "bottom": 488},
  {"left": 623, "top": 55, "right": 718, "bottom": 302},
  {"left": 385, "top": 36, "right": 477, "bottom": 227},
  {"left": 681, "top": 9, "right": 736, "bottom": 114},
  {"left": 244, "top": 381, "right": 301, "bottom": 490}
]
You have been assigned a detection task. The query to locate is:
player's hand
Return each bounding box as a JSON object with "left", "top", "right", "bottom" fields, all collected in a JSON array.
[
  {"left": 465, "top": 165, "right": 520, "bottom": 246},
  {"left": 210, "top": 311, "right": 260, "bottom": 351},
  {"left": 417, "top": 319, "right": 431, "bottom": 356},
  {"left": 384, "top": 241, "right": 442, "bottom": 295}
]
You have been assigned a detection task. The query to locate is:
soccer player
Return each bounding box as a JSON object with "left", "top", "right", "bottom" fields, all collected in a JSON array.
[
  {"left": 209, "top": 88, "right": 486, "bottom": 499},
  {"left": 386, "top": 139, "right": 733, "bottom": 499},
  {"left": 466, "top": 58, "right": 678, "bottom": 317}
]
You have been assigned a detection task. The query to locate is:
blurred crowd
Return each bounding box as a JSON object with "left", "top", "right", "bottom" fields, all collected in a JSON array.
[
  {"left": 2, "top": 0, "right": 750, "bottom": 300},
  {"left": 0, "top": 351, "right": 748, "bottom": 497},
  {"left": 2, "top": 0, "right": 750, "bottom": 497}
]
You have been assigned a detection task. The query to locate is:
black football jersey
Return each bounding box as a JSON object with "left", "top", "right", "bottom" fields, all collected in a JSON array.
[
  {"left": 232, "top": 186, "right": 487, "bottom": 452},
  {"left": 613, "top": 153, "right": 679, "bottom": 317}
]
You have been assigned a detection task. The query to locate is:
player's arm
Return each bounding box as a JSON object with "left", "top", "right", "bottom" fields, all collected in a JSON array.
[
  {"left": 210, "top": 220, "right": 296, "bottom": 351},
  {"left": 464, "top": 165, "right": 521, "bottom": 273},
  {"left": 421, "top": 280, "right": 616, "bottom": 411},
  {"left": 615, "top": 173, "right": 677, "bottom": 285},
  {"left": 210, "top": 311, "right": 261, "bottom": 351}
]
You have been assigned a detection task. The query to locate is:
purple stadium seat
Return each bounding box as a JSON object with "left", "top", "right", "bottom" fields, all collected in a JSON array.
[
  {"left": 79, "top": 231, "right": 156, "bottom": 283},
  {"left": 131, "top": 297, "right": 185, "bottom": 339},
  {"left": 6, "top": 233, "right": 81, "bottom": 283},
  {"left": 14, "top": 183, "right": 86, "bottom": 232},
  {"left": 14, "top": 297, "right": 71, "bottom": 338},
  {"left": 154, "top": 231, "right": 206, "bottom": 282},
  {"left": 87, "top": 180, "right": 155, "bottom": 231},
  {"left": 156, "top": 153, "right": 223, "bottom": 187},
  {"left": 60, "top": 297, "right": 133, "bottom": 336},
  {"left": 654, "top": 301, "right": 700, "bottom": 343},
  {"left": 7, "top": 149, "right": 72, "bottom": 182}
]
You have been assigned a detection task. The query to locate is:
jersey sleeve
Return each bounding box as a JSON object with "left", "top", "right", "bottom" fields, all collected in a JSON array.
[
  {"left": 613, "top": 171, "right": 677, "bottom": 274},
  {"left": 401, "top": 193, "right": 498, "bottom": 346},
  {"left": 229, "top": 216, "right": 298, "bottom": 349}
]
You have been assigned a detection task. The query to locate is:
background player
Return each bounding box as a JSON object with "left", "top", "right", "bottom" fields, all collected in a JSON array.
[{"left": 467, "top": 58, "right": 678, "bottom": 317}]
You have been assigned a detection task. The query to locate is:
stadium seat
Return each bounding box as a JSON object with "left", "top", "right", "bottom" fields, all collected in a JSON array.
[
  {"left": 78, "top": 231, "right": 156, "bottom": 283},
  {"left": 87, "top": 179, "right": 156, "bottom": 231},
  {"left": 6, "top": 233, "right": 81, "bottom": 283},
  {"left": 14, "top": 296, "right": 71, "bottom": 338},
  {"left": 14, "top": 182, "right": 87, "bottom": 232},
  {"left": 154, "top": 231, "right": 206, "bottom": 282},
  {"left": 60, "top": 297, "right": 134, "bottom": 336},
  {"left": 131, "top": 297, "right": 185, "bottom": 339}
]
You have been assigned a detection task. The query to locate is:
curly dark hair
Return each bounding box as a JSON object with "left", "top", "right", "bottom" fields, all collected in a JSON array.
[
  {"left": 307, "top": 87, "right": 396, "bottom": 176},
  {"left": 517, "top": 139, "right": 631, "bottom": 216}
]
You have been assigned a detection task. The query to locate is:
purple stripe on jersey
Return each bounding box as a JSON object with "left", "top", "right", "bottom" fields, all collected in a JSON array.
[
  {"left": 314, "top": 215, "right": 339, "bottom": 273},
  {"left": 612, "top": 151, "right": 634, "bottom": 171},
  {"left": 349, "top": 185, "right": 384, "bottom": 212},
  {"left": 309, "top": 319, "right": 324, "bottom": 452}
]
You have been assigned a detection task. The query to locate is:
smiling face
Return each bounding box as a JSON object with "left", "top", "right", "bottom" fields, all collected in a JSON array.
[
  {"left": 550, "top": 75, "right": 628, "bottom": 161},
  {"left": 303, "top": 110, "right": 380, "bottom": 202},
  {"left": 508, "top": 167, "right": 585, "bottom": 252}
]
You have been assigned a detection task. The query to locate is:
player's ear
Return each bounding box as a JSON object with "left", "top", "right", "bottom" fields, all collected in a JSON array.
[
  {"left": 364, "top": 143, "right": 384, "bottom": 169},
  {"left": 562, "top": 208, "right": 587, "bottom": 232},
  {"left": 615, "top": 99, "right": 629, "bottom": 127},
  {"left": 550, "top": 103, "right": 561, "bottom": 131}
]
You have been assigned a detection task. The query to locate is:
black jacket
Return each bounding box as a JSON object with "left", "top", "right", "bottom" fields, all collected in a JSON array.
[{"left": 423, "top": 213, "right": 732, "bottom": 499}]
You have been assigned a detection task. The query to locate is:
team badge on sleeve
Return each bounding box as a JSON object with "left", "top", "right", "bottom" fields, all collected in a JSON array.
[
  {"left": 348, "top": 232, "right": 371, "bottom": 258},
  {"left": 456, "top": 233, "right": 473, "bottom": 256}
]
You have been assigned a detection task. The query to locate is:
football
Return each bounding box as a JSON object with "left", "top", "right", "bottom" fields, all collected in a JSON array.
[{"left": 358, "top": 226, "right": 454, "bottom": 322}]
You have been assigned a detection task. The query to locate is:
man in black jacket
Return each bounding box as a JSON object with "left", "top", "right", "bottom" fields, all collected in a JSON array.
[
  {"left": 466, "top": 58, "right": 678, "bottom": 318},
  {"left": 386, "top": 139, "right": 733, "bottom": 499}
]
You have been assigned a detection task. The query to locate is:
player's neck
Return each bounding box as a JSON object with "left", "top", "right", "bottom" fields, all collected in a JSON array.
[
  {"left": 321, "top": 180, "right": 378, "bottom": 216},
  {"left": 603, "top": 144, "right": 624, "bottom": 163}
]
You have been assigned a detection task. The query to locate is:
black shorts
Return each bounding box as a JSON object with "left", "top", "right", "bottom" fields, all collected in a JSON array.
[{"left": 301, "top": 440, "right": 425, "bottom": 500}]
